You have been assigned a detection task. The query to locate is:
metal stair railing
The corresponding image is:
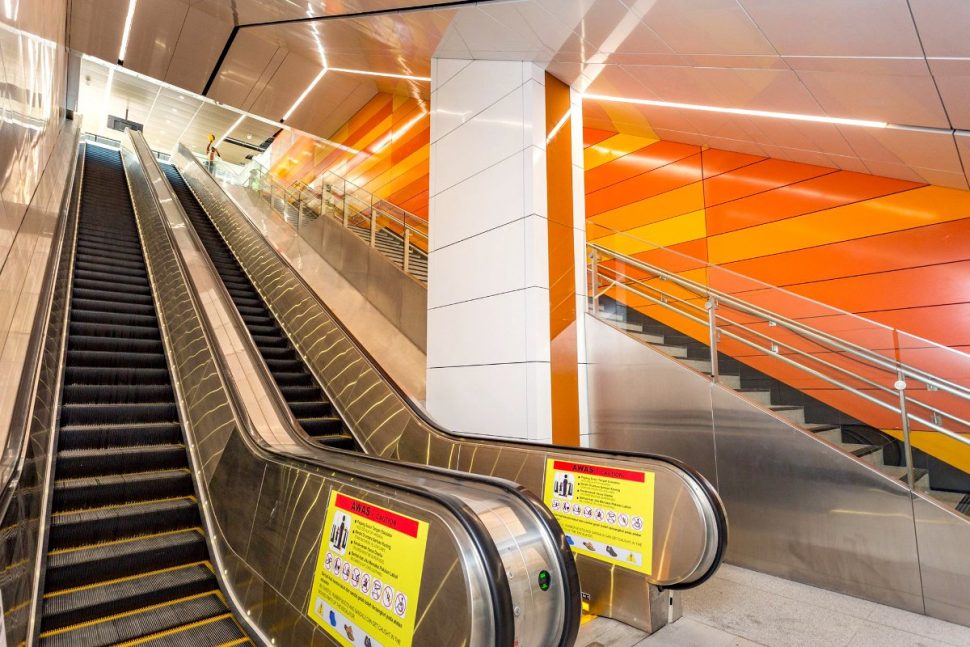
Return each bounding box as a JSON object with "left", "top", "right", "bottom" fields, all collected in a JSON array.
[
  {"left": 588, "top": 242, "right": 970, "bottom": 495},
  {"left": 211, "top": 157, "right": 429, "bottom": 283}
]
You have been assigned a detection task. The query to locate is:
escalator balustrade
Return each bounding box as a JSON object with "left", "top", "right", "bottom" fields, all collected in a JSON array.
[
  {"left": 160, "top": 164, "right": 355, "bottom": 450},
  {"left": 38, "top": 145, "right": 250, "bottom": 646}
]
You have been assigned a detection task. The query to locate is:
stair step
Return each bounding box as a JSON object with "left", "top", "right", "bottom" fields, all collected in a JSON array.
[
  {"left": 768, "top": 405, "right": 805, "bottom": 425},
  {"left": 650, "top": 343, "right": 688, "bottom": 359},
  {"left": 630, "top": 331, "right": 665, "bottom": 344},
  {"left": 807, "top": 424, "right": 842, "bottom": 443},
  {"left": 735, "top": 389, "right": 772, "bottom": 405}
]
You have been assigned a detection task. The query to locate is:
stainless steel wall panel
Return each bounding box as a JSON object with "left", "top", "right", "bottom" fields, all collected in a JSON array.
[
  {"left": 710, "top": 385, "right": 925, "bottom": 614},
  {"left": 585, "top": 316, "right": 719, "bottom": 484},
  {"left": 913, "top": 495, "right": 970, "bottom": 626}
]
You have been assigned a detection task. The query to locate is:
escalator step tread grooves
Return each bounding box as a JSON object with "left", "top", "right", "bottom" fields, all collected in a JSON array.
[
  {"left": 39, "top": 592, "right": 231, "bottom": 647},
  {"left": 160, "top": 163, "right": 354, "bottom": 447},
  {"left": 37, "top": 146, "right": 244, "bottom": 644}
]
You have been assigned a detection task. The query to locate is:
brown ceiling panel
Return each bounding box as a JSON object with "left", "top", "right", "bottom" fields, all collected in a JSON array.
[
  {"left": 68, "top": 0, "right": 129, "bottom": 62},
  {"left": 206, "top": 29, "right": 283, "bottom": 110},
  {"left": 247, "top": 49, "right": 324, "bottom": 121},
  {"left": 120, "top": 0, "right": 190, "bottom": 80},
  {"left": 163, "top": 4, "right": 235, "bottom": 94}
]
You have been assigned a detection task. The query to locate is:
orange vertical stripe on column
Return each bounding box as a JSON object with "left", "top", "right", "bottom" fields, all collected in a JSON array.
[{"left": 545, "top": 73, "right": 581, "bottom": 446}]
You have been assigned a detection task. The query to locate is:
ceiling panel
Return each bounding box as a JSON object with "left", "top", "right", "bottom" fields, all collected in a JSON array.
[
  {"left": 121, "top": 0, "right": 189, "bottom": 80},
  {"left": 739, "top": 0, "right": 923, "bottom": 57},
  {"left": 66, "top": 0, "right": 970, "bottom": 190}
]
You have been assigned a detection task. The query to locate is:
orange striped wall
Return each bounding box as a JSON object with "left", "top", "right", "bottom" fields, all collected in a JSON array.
[
  {"left": 269, "top": 93, "right": 430, "bottom": 219},
  {"left": 583, "top": 122, "right": 970, "bottom": 354},
  {"left": 584, "top": 104, "right": 970, "bottom": 471}
]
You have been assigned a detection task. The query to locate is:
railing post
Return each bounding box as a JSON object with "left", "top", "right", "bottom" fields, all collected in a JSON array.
[
  {"left": 403, "top": 227, "right": 411, "bottom": 274},
  {"left": 895, "top": 371, "right": 916, "bottom": 490},
  {"left": 589, "top": 249, "right": 600, "bottom": 316},
  {"left": 369, "top": 207, "right": 378, "bottom": 248},
  {"left": 706, "top": 298, "right": 720, "bottom": 383}
]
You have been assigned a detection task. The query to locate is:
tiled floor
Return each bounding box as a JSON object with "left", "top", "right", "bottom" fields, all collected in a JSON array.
[{"left": 577, "top": 565, "right": 970, "bottom": 647}]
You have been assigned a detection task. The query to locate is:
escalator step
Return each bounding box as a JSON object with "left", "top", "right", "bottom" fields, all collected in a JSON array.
[
  {"left": 255, "top": 345, "right": 297, "bottom": 360},
  {"left": 267, "top": 372, "right": 314, "bottom": 388},
  {"left": 66, "top": 349, "right": 167, "bottom": 369},
  {"left": 73, "top": 256, "right": 146, "bottom": 274},
  {"left": 72, "top": 287, "right": 154, "bottom": 306},
  {"left": 265, "top": 358, "right": 303, "bottom": 372},
  {"left": 55, "top": 444, "right": 187, "bottom": 479},
  {"left": 49, "top": 497, "right": 198, "bottom": 550},
  {"left": 72, "top": 268, "right": 147, "bottom": 288},
  {"left": 289, "top": 401, "right": 332, "bottom": 419},
  {"left": 315, "top": 435, "right": 357, "bottom": 450},
  {"left": 69, "top": 321, "right": 160, "bottom": 340},
  {"left": 64, "top": 366, "right": 172, "bottom": 386},
  {"left": 44, "top": 529, "right": 207, "bottom": 592},
  {"left": 57, "top": 422, "right": 182, "bottom": 451},
  {"left": 279, "top": 385, "right": 323, "bottom": 401},
  {"left": 133, "top": 615, "right": 248, "bottom": 646},
  {"left": 67, "top": 335, "right": 163, "bottom": 354},
  {"left": 71, "top": 297, "right": 156, "bottom": 317},
  {"left": 39, "top": 590, "right": 228, "bottom": 647},
  {"left": 72, "top": 277, "right": 152, "bottom": 297},
  {"left": 54, "top": 469, "right": 193, "bottom": 511},
  {"left": 41, "top": 563, "right": 216, "bottom": 633},
  {"left": 61, "top": 383, "right": 174, "bottom": 405},
  {"left": 298, "top": 416, "right": 344, "bottom": 437},
  {"left": 70, "top": 310, "right": 158, "bottom": 327},
  {"left": 251, "top": 334, "right": 287, "bottom": 348},
  {"left": 59, "top": 402, "right": 178, "bottom": 426}
]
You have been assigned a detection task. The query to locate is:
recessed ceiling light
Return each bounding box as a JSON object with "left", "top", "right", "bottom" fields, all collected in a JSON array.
[
  {"left": 582, "top": 93, "right": 888, "bottom": 128},
  {"left": 117, "top": 0, "right": 138, "bottom": 65},
  {"left": 329, "top": 67, "right": 430, "bottom": 82},
  {"left": 281, "top": 67, "right": 327, "bottom": 123}
]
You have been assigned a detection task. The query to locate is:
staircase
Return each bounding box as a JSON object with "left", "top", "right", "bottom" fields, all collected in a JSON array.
[
  {"left": 346, "top": 224, "right": 429, "bottom": 282},
  {"left": 593, "top": 301, "right": 970, "bottom": 507}
]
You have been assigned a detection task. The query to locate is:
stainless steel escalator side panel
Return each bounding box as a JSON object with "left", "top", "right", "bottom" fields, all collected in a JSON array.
[
  {"left": 0, "top": 128, "right": 82, "bottom": 647},
  {"left": 137, "top": 135, "right": 573, "bottom": 647},
  {"left": 122, "top": 133, "right": 513, "bottom": 647},
  {"left": 172, "top": 144, "right": 725, "bottom": 623}
]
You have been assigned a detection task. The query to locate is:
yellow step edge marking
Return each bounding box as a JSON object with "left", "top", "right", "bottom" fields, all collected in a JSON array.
[
  {"left": 43, "top": 561, "right": 213, "bottom": 599},
  {"left": 217, "top": 638, "right": 253, "bottom": 647},
  {"left": 54, "top": 467, "right": 191, "bottom": 484},
  {"left": 116, "top": 612, "right": 238, "bottom": 646},
  {"left": 52, "top": 495, "right": 197, "bottom": 517},
  {"left": 39, "top": 590, "right": 223, "bottom": 638},
  {"left": 47, "top": 526, "right": 202, "bottom": 556}
]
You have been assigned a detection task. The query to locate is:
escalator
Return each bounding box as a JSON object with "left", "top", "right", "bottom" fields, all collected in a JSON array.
[
  {"left": 160, "top": 164, "right": 355, "bottom": 449},
  {"left": 36, "top": 145, "right": 250, "bottom": 645}
]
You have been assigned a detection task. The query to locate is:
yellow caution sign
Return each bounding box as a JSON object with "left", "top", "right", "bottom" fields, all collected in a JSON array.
[
  {"left": 543, "top": 459, "right": 655, "bottom": 575},
  {"left": 308, "top": 491, "right": 429, "bottom": 647}
]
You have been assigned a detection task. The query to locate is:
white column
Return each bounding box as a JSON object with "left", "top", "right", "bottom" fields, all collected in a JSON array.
[
  {"left": 570, "top": 88, "right": 592, "bottom": 445},
  {"left": 426, "top": 59, "right": 552, "bottom": 442}
]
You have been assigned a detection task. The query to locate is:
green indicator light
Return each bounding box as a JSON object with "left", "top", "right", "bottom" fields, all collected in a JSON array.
[{"left": 538, "top": 570, "right": 551, "bottom": 591}]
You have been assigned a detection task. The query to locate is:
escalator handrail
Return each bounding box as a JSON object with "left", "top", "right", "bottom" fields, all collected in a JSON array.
[
  {"left": 180, "top": 143, "right": 729, "bottom": 589},
  {"left": 128, "top": 133, "right": 519, "bottom": 647},
  {"left": 0, "top": 126, "right": 81, "bottom": 526},
  {"left": 170, "top": 147, "right": 582, "bottom": 644}
]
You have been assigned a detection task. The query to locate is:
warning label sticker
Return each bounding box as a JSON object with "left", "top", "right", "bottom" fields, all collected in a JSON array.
[
  {"left": 543, "top": 458, "right": 655, "bottom": 574},
  {"left": 308, "top": 492, "right": 429, "bottom": 647}
]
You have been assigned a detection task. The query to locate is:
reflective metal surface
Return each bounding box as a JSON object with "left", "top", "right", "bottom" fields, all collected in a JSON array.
[
  {"left": 134, "top": 132, "right": 576, "bottom": 647},
  {"left": 174, "top": 145, "right": 727, "bottom": 633},
  {"left": 0, "top": 129, "right": 80, "bottom": 647},
  {"left": 586, "top": 312, "right": 970, "bottom": 626},
  {"left": 124, "top": 130, "right": 588, "bottom": 646}
]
